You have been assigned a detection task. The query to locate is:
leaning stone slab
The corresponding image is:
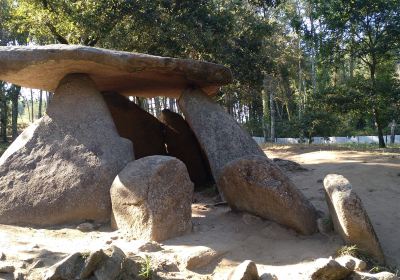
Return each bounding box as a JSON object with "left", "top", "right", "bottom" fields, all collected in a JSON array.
[
  {"left": 103, "top": 92, "right": 167, "bottom": 159},
  {"left": 0, "top": 44, "right": 232, "bottom": 98},
  {"left": 160, "top": 109, "right": 212, "bottom": 189},
  {"left": 0, "top": 74, "right": 133, "bottom": 225},
  {"left": 110, "top": 156, "right": 194, "bottom": 241},
  {"left": 324, "top": 174, "right": 385, "bottom": 264},
  {"left": 178, "top": 88, "right": 265, "bottom": 183},
  {"left": 218, "top": 155, "right": 318, "bottom": 235}
]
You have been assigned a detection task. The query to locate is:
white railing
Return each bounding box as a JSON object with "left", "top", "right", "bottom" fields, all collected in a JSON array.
[{"left": 253, "top": 135, "right": 400, "bottom": 145}]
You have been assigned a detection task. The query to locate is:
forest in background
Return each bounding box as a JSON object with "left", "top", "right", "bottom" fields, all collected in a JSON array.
[{"left": 0, "top": 0, "right": 399, "bottom": 147}]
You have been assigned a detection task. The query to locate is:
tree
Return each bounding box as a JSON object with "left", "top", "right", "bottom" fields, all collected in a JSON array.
[{"left": 315, "top": 0, "right": 400, "bottom": 147}]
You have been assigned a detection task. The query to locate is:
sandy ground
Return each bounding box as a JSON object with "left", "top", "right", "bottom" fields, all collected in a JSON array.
[{"left": 0, "top": 146, "right": 399, "bottom": 279}]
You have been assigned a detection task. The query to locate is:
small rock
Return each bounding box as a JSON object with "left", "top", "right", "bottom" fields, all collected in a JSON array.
[
  {"left": 349, "top": 271, "right": 399, "bottom": 280},
  {"left": 0, "top": 252, "right": 5, "bottom": 260},
  {"left": 77, "top": 222, "right": 95, "bottom": 232},
  {"left": 110, "top": 236, "right": 118, "bottom": 240},
  {"left": 228, "top": 260, "right": 259, "bottom": 280},
  {"left": 94, "top": 246, "right": 125, "bottom": 280},
  {"left": 80, "top": 249, "right": 108, "bottom": 279},
  {"left": 30, "top": 260, "right": 45, "bottom": 269},
  {"left": 0, "top": 264, "right": 15, "bottom": 273},
  {"left": 335, "top": 255, "right": 366, "bottom": 271},
  {"left": 14, "top": 271, "right": 25, "bottom": 280},
  {"left": 138, "top": 241, "right": 163, "bottom": 252},
  {"left": 106, "top": 240, "right": 112, "bottom": 245},
  {"left": 310, "top": 258, "right": 351, "bottom": 280},
  {"left": 182, "top": 246, "right": 225, "bottom": 270},
  {"left": 260, "top": 273, "right": 278, "bottom": 280},
  {"left": 44, "top": 253, "right": 85, "bottom": 280}
]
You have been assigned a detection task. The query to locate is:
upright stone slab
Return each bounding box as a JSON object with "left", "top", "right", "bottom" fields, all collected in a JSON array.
[
  {"left": 324, "top": 174, "right": 385, "bottom": 264},
  {"left": 103, "top": 92, "right": 167, "bottom": 159},
  {"left": 110, "top": 156, "right": 193, "bottom": 241},
  {"left": 178, "top": 88, "right": 265, "bottom": 183},
  {"left": 160, "top": 109, "right": 213, "bottom": 189},
  {"left": 0, "top": 74, "right": 133, "bottom": 225}
]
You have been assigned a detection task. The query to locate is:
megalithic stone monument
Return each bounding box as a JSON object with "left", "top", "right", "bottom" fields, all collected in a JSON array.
[{"left": 0, "top": 45, "right": 317, "bottom": 235}]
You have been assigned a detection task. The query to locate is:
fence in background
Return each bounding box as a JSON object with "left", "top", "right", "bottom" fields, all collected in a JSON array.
[{"left": 253, "top": 135, "right": 400, "bottom": 145}]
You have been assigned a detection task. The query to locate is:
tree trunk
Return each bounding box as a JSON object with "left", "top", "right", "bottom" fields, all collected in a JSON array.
[
  {"left": 168, "top": 98, "right": 174, "bottom": 112},
  {"left": 30, "top": 89, "right": 34, "bottom": 122},
  {"left": 154, "top": 97, "right": 161, "bottom": 117},
  {"left": 370, "top": 60, "right": 385, "bottom": 148},
  {"left": 262, "top": 77, "right": 270, "bottom": 142},
  {"left": 1, "top": 92, "right": 8, "bottom": 142},
  {"left": 11, "top": 86, "right": 20, "bottom": 140},
  {"left": 270, "top": 85, "right": 276, "bottom": 142},
  {"left": 38, "top": 90, "right": 43, "bottom": 118},
  {"left": 390, "top": 119, "right": 396, "bottom": 144}
]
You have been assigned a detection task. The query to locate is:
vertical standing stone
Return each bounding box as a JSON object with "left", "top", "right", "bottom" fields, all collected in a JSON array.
[
  {"left": 178, "top": 88, "right": 265, "bottom": 184},
  {"left": 0, "top": 74, "right": 133, "bottom": 225},
  {"left": 160, "top": 109, "right": 213, "bottom": 189},
  {"left": 324, "top": 174, "right": 385, "bottom": 264}
]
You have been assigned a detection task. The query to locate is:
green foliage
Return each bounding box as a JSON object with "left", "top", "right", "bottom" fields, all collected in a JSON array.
[
  {"left": 0, "top": 0, "right": 399, "bottom": 142},
  {"left": 139, "top": 255, "right": 152, "bottom": 280}
]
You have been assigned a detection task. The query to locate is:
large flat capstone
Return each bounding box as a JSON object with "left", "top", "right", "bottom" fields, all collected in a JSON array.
[
  {"left": 0, "top": 45, "right": 232, "bottom": 98},
  {"left": 0, "top": 74, "right": 134, "bottom": 225}
]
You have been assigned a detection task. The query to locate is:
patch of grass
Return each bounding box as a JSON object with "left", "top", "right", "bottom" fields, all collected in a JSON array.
[
  {"left": 335, "top": 245, "right": 399, "bottom": 275},
  {"left": 335, "top": 245, "right": 359, "bottom": 257},
  {"left": 139, "top": 255, "right": 153, "bottom": 280}
]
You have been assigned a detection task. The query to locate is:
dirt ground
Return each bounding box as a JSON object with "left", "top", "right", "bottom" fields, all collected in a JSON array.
[{"left": 0, "top": 145, "right": 399, "bottom": 279}]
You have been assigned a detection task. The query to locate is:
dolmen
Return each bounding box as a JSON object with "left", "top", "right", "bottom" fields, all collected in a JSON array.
[{"left": 0, "top": 45, "right": 317, "bottom": 238}]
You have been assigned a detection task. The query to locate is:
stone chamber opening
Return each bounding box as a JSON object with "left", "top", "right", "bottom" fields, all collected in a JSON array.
[{"left": 101, "top": 91, "right": 214, "bottom": 192}]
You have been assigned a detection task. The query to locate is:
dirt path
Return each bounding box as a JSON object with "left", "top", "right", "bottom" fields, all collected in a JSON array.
[{"left": 0, "top": 147, "right": 399, "bottom": 279}]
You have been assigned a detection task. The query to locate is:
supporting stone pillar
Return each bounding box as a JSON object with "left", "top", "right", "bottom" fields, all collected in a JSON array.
[
  {"left": 178, "top": 87, "right": 265, "bottom": 189},
  {"left": 179, "top": 87, "right": 317, "bottom": 234},
  {"left": 0, "top": 74, "right": 133, "bottom": 225}
]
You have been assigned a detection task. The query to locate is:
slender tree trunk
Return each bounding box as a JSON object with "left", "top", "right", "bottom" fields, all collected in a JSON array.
[
  {"left": 270, "top": 85, "right": 276, "bottom": 142},
  {"left": 370, "top": 61, "right": 386, "bottom": 148},
  {"left": 309, "top": 3, "right": 317, "bottom": 95},
  {"left": 262, "top": 76, "right": 270, "bottom": 142},
  {"left": 38, "top": 90, "right": 43, "bottom": 118},
  {"left": 390, "top": 120, "right": 396, "bottom": 144},
  {"left": 154, "top": 97, "right": 161, "bottom": 117},
  {"left": 0, "top": 89, "right": 7, "bottom": 142},
  {"left": 11, "top": 86, "right": 20, "bottom": 140},
  {"left": 30, "top": 89, "right": 34, "bottom": 122}
]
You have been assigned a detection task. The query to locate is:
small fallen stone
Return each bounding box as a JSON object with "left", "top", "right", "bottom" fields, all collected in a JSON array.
[
  {"left": 138, "top": 241, "right": 163, "bottom": 252},
  {"left": 110, "top": 236, "right": 118, "bottom": 240},
  {"left": 106, "top": 240, "right": 112, "bottom": 245},
  {"left": 80, "top": 249, "right": 108, "bottom": 279},
  {"left": 14, "top": 271, "right": 25, "bottom": 280},
  {"left": 228, "top": 260, "right": 259, "bottom": 280},
  {"left": 260, "top": 273, "right": 278, "bottom": 280},
  {"left": 310, "top": 258, "right": 351, "bottom": 280},
  {"left": 94, "top": 246, "right": 126, "bottom": 280},
  {"left": 182, "top": 246, "right": 225, "bottom": 270},
  {"left": 0, "top": 264, "right": 15, "bottom": 273},
  {"left": 44, "top": 253, "right": 85, "bottom": 280},
  {"left": 335, "top": 255, "right": 367, "bottom": 272},
  {"left": 30, "top": 260, "right": 45, "bottom": 269},
  {"left": 77, "top": 222, "right": 95, "bottom": 232}
]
